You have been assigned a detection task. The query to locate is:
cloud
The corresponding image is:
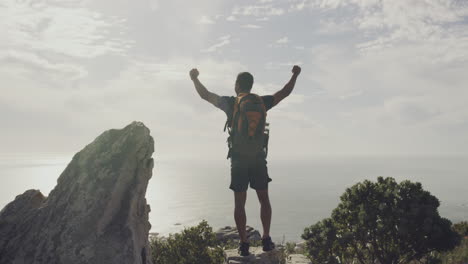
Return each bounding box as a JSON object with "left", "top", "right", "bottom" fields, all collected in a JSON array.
[
  {"left": 0, "top": 50, "right": 87, "bottom": 81},
  {"left": 1, "top": 0, "right": 130, "bottom": 58},
  {"left": 317, "top": 19, "right": 354, "bottom": 34},
  {"left": 65, "top": 57, "right": 248, "bottom": 158},
  {"left": 2, "top": 0, "right": 468, "bottom": 156},
  {"left": 338, "top": 89, "right": 363, "bottom": 100},
  {"left": 383, "top": 96, "right": 441, "bottom": 125},
  {"left": 241, "top": 24, "right": 262, "bottom": 29},
  {"left": 309, "top": 0, "right": 468, "bottom": 57},
  {"left": 268, "top": 36, "right": 292, "bottom": 48},
  {"left": 198, "top": 15, "right": 215, "bottom": 25},
  {"left": 0, "top": 53, "right": 249, "bottom": 156},
  {"left": 201, "top": 35, "right": 231, "bottom": 52},
  {"left": 276, "top": 37, "right": 290, "bottom": 44},
  {"left": 148, "top": 0, "right": 159, "bottom": 11},
  {"left": 232, "top": 4, "right": 285, "bottom": 17},
  {"left": 288, "top": 0, "right": 309, "bottom": 11},
  {"left": 265, "top": 61, "right": 302, "bottom": 70},
  {"left": 305, "top": 39, "right": 468, "bottom": 139}
]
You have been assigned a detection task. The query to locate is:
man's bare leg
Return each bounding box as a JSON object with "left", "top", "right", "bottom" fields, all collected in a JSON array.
[
  {"left": 256, "top": 189, "right": 272, "bottom": 238},
  {"left": 234, "top": 191, "right": 248, "bottom": 243}
]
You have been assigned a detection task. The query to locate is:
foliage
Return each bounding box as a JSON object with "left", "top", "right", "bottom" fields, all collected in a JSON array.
[
  {"left": 220, "top": 238, "right": 262, "bottom": 250},
  {"left": 453, "top": 221, "right": 468, "bottom": 237},
  {"left": 150, "top": 220, "right": 224, "bottom": 264},
  {"left": 427, "top": 222, "right": 468, "bottom": 264},
  {"left": 434, "top": 237, "right": 468, "bottom": 264},
  {"left": 285, "top": 241, "right": 297, "bottom": 255},
  {"left": 277, "top": 246, "right": 289, "bottom": 264},
  {"left": 302, "top": 177, "right": 462, "bottom": 264}
]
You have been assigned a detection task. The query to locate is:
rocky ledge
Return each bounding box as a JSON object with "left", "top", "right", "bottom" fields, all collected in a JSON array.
[
  {"left": 216, "top": 226, "right": 311, "bottom": 264},
  {"left": 0, "top": 122, "right": 154, "bottom": 264},
  {"left": 216, "top": 226, "right": 262, "bottom": 244},
  {"left": 224, "top": 247, "right": 311, "bottom": 264}
]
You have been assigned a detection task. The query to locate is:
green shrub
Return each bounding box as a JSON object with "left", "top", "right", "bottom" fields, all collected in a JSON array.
[
  {"left": 150, "top": 220, "right": 224, "bottom": 264},
  {"left": 220, "top": 238, "right": 262, "bottom": 250},
  {"left": 454, "top": 221, "right": 468, "bottom": 237},
  {"left": 435, "top": 238, "right": 468, "bottom": 264},
  {"left": 302, "top": 177, "right": 462, "bottom": 264},
  {"left": 285, "top": 241, "right": 296, "bottom": 255},
  {"left": 429, "top": 222, "right": 468, "bottom": 264}
]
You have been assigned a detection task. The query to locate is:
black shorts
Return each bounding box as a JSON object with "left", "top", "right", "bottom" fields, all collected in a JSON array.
[{"left": 229, "top": 152, "right": 272, "bottom": 192}]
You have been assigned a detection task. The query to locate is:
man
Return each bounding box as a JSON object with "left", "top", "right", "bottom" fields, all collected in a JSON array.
[{"left": 189, "top": 65, "right": 301, "bottom": 256}]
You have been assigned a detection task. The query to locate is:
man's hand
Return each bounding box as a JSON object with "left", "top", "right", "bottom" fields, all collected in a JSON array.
[
  {"left": 292, "top": 65, "right": 301, "bottom": 75},
  {"left": 190, "top": 68, "right": 199, "bottom": 80}
]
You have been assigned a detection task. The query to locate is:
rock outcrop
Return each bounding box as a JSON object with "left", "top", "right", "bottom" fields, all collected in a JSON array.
[
  {"left": 216, "top": 226, "right": 262, "bottom": 244},
  {"left": 224, "top": 248, "right": 312, "bottom": 264},
  {"left": 0, "top": 122, "right": 154, "bottom": 264},
  {"left": 224, "top": 247, "right": 283, "bottom": 264}
]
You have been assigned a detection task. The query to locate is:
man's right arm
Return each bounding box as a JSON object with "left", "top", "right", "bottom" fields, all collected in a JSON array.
[{"left": 190, "top": 68, "right": 221, "bottom": 106}]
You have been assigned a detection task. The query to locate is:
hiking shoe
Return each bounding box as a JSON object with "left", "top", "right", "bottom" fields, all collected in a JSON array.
[
  {"left": 238, "top": 242, "right": 250, "bottom": 256},
  {"left": 261, "top": 236, "right": 275, "bottom": 252}
]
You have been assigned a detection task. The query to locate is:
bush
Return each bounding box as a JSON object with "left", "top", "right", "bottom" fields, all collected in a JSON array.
[
  {"left": 285, "top": 241, "right": 297, "bottom": 255},
  {"left": 428, "top": 222, "right": 468, "bottom": 264},
  {"left": 453, "top": 221, "right": 468, "bottom": 237},
  {"left": 150, "top": 220, "right": 225, "bottom": 264},
  {"left": 435, "top": 238, "right": 468, "bottom": 264},
  {"left": 302, "top": 177, "right": 462, "bottom": 264}
]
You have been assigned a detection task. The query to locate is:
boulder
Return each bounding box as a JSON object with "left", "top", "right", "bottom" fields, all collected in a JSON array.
[
  {"left": 224, "top": 248, "right": 312, "bottom": 264},
  {"left": 216, "top": 226, "right": 262, "bottom": 244},
  {"left": 224, "top": 247, "right": 283, "bottom": 264},
  {"left": 0, "top": 122, "right": 154, "bottom": 264}
]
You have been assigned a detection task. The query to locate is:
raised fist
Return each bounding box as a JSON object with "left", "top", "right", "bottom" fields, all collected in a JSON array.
[
  {"left": 189, "top": 68, "right": 199, "bottom": 80},
  {"left": 292, "top": 65, "right": 301, "bottom": 75}
]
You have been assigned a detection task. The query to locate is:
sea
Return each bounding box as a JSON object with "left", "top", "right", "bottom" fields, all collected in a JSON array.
[{"left": 1, "top": 154, "right": 467, "bottom": 242}]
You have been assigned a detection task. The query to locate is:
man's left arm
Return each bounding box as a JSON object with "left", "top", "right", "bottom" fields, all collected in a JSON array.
[{"left": 272, "top": 65, "right": 301, "bottom": 106}]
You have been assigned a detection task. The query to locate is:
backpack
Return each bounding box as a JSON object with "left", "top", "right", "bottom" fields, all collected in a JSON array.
[{"left": 224, "top": 93, "right": 269, "bottom": 159}]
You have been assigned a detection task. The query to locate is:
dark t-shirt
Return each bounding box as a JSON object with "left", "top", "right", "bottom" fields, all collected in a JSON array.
[{"left": 214, "top": 95, "right": 276, "bottom": 118}]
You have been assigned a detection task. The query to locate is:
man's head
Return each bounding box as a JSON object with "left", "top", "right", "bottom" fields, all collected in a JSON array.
[{"left": 235, "top": 72, "right": 254, "bottom": 94}]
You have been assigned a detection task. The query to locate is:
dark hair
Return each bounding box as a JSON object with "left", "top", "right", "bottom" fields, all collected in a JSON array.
[{"left": 236, "top": 72, "right": 254, "bottom": 92}]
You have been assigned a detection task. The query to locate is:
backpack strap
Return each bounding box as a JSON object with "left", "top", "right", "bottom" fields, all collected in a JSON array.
[
  {"left": 228, "top": 94, "right": 250, "bottom": 133},
  {"left": 223, "top": 96, "right": 236, "bottom": 132},
  {"left": 230, "top": 96, "right": 243, "bottom": 134},
  {"left": 225, "top": 94, "right": 250, "bottom": 159},
  {"left": 250, "top": 94, "right": 267, "bottom": 138}
]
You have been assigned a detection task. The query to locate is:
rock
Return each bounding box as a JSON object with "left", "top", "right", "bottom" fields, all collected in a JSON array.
[
  {"left": 223, "top": 246, "right": 312, "bottom": 264},
  {"left": 286, "top": 254, "right": 312, "bottom": 264},
  {"left": 224, "top": 247, "right": 283, "bottom": 264},
  {"left": 0, "top": 121, "right": 154, "bottom": 264},
  {"left": 216, "top": 226, "right": 262, "bottom": 244}
]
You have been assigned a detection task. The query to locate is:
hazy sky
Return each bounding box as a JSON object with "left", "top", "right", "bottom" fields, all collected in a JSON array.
[{"left": 1, "top": 0, "right": 468, "bottom": 160}]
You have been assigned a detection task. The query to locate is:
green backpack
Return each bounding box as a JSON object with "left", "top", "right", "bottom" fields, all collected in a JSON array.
[{"left": 224, "top": 93, "right": 270, "bottom": 159}]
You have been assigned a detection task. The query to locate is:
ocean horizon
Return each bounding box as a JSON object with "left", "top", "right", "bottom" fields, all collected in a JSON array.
[{"left": 1, "top": 153, "right": 467, "bottom": 242}]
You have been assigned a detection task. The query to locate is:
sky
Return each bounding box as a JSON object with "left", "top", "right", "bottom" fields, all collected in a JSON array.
[{"left": 1, "top": 0, "right": 468, "bottom": 160}]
